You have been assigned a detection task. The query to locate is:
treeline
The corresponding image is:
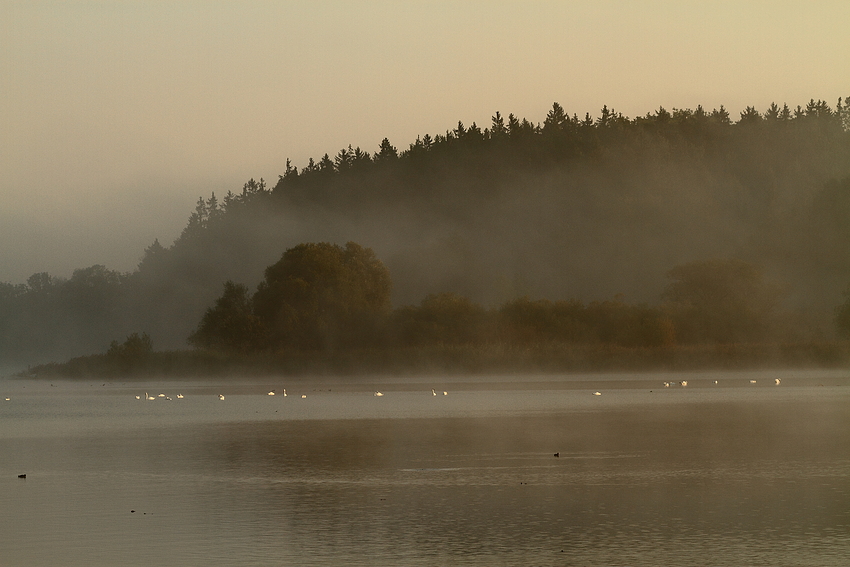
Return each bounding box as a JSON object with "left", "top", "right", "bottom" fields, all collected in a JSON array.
[
  {"left": 3, "top": 97, "right": 850, "bottom": 371},
  {"left": 148, "top": 97, "right": 850, "bottom": 331},
  {"left": 187, "top": 242, "right": 841, "bottom": 352},
  {"left": 26, "top": 243, "right": 850, "bottom": 378},
  {"left": 274, "top": 99, "right": 850, "bottom": 201}
]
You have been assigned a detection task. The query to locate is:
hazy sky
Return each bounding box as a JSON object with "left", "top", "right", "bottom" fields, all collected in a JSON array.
[{"left": 2, "top": 0, "right": 848, "bottom": 284}]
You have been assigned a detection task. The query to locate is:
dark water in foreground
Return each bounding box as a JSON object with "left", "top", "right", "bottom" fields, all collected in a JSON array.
[{"left": 1, "top": 370, "right": 848, "bottom": 566}]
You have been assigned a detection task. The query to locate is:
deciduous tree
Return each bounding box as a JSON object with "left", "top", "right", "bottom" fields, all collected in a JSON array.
[
  {"left": 188, "top": 281, "right": 261, "bottom": 352},
  {"left": 252, "top": 242, "right": 392, "bottom": 350}
]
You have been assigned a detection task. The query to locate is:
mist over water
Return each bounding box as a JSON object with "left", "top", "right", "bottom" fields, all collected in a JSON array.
[{"left": 1, "top": 370, "right": 848, "bottom": 566}]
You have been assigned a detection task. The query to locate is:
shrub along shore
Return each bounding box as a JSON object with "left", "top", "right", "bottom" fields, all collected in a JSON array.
[{"left": 20, "top": 341, "right": 849, "bottom": 380}]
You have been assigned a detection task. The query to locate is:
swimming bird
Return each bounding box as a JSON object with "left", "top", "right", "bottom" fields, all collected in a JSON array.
[
  {"left": 593, "top": 391, "right": 602, "bottom": 396},
  {"left": 443, "top": 391, "right": 448, "bottom": 396},
  {"left": 663, "top": 382, "right": 670, "bottom": 387},
  {"left": 750, "top": 380, "right": 757, "bottom": 384},
  {"left": 176, "top": 394, "right": 183, "bottom": 399},
  {"left": 374, "top": 391, "right": 384, "bottom": 397},
  {"left": 554, "top": 452, "right": 560, "bottom": 457},
  {"left": 157, "top": 393, "right": 165, "bottom": 398},
  {"left": 680, "top": 381, "right": 688, "bottom": 387},
  {"left": 135, "top": 395, "right": 141, "bottom": 400},
  {"left": 774, "top": 378, "right": 781, "bottom": 385},
  {"left": 301, "top": 394, "right": 307, "bottom": 399},
  {"left": 268, "top": 390, "right": 275, "bottom": 396},
  {"left": 282, "top": 389, "right": 287, "bottom": 397},
  {"left": 219, "top": 394, "right": 225, "bottom": 400},
  {"left": 431, "top": 389, "right": 437, "bottom": 396},
  {"left": 146, "top": 392, "right": 155, "bottom": 400}
]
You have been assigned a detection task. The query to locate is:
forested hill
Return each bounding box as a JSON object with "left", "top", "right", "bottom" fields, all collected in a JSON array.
[{"left": 2, "top": 98, "right": 850, "bottom": 369}]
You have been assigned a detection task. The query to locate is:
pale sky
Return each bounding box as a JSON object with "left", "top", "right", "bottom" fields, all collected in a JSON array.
[{"left": 1, "top": 0, "right": 848, "bottom": 284}]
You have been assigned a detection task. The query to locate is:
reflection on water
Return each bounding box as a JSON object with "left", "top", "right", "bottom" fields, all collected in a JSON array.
[{"left": 1, "top": 370, "right": 848, "bottom": 566}]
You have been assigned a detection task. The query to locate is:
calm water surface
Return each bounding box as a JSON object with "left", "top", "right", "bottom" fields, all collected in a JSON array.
[{"left": 1, "top": 370, "right": 848, "bottom": 566}]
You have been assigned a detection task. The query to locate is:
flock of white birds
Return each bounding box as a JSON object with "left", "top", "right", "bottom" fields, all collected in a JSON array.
[
  {"left": 123, "top": 377, "right": 784, "bottom": 402},
  {"left": 129, "top": 387, "right": 453, "bottom": 401},
  {"left": 1, "top": 378, "right": 786, "bottom": 403}
]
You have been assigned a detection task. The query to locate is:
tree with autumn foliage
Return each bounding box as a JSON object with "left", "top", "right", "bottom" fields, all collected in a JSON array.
[{"left": 251, "top": 242, "right": 392, "bottom": 350}]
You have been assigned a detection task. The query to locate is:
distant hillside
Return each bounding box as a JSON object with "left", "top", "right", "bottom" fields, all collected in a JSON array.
[{"left": 2, "top": 98, "right": 849, "bottom": 369}]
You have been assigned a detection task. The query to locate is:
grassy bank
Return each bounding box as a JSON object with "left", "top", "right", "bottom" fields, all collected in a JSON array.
[{"left": 18, "top": 341, "right": 850, "bottom": 380}]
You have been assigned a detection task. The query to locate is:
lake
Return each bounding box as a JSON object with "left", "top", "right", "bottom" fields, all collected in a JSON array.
[{"left": 1, "top": 369, "right": 848, "bottom": 566}]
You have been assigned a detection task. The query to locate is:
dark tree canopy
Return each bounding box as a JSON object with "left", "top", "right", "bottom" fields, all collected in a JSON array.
[
  {"left": 662, "top": 259, "right": 781, "bottom": 344},
  {"left": 188, "top": 281, "right": 261, "bottom": 352},
  {"left": 393, "top": 292, "right": 487, "bottom": 346},
  {"left": 252, "top": 242, "right": 392, "bottom": 350}
]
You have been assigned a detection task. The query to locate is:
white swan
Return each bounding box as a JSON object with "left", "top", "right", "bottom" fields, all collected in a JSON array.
[
  {"left": 146, "top": 392, "right": 155, "bottom": 400},
  {"left": 774, "top": 378, "right": 781, "bottom": 385},
  {"left": 268, "top": 390, "right": 275, "bottom": 396},
  {"left": 282, "top": 389, "right": 287, "bottom": 397},
  {"left": 218, "top": 394, "right": 225, "bottom": 400},
  {"left": 176, "top": 394, "right": 183, "bottom": 399},
  {"left": 374, "top": 391, "right": 384, "bottom": 397},
  {"left": 593, "top": 391, "right": 602, "bottom": 396}
]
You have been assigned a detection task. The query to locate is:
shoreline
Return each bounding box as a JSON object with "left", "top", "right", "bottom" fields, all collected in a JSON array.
[{"left": 10, "top": 341, "right": 850, "bottom": 381}]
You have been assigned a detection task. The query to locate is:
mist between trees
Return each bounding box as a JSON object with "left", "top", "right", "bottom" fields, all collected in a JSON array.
[
  {"left": 22, "top": 248, "right": 850, "bottom": 378},
  {"left": 2, "top": 97, "right": 850, "bottom": 372},
  {"left": 186, "top": 245, "right": 841, "bottom": 353}
]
